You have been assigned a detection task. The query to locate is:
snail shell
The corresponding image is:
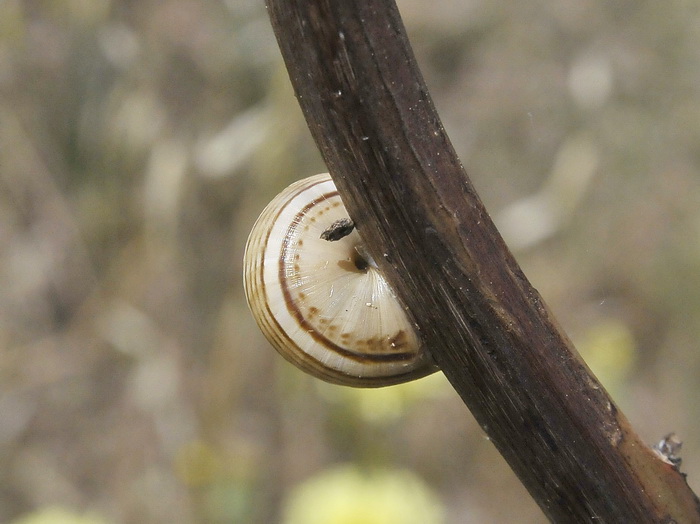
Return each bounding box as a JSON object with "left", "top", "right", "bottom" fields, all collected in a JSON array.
[{"left": 243, "top": 173, "right": 437, "bottom": 387}]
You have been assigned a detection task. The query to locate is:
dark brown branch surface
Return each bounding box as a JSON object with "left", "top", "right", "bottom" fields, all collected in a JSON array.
[{"left": 265, "top": 0, "right": 700, "bottom": 521}]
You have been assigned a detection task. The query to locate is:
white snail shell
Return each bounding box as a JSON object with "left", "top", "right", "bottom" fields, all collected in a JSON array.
[{"left": 243, "top": 173, "right": 437, "bottom": 387}]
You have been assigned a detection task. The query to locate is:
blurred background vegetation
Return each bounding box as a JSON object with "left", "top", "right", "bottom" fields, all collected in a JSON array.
[{"left": 2, "top": 0, "right": 700, "bottom": 522}]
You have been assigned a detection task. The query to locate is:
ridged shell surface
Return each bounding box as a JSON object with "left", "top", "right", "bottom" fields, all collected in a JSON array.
[{"left": 243, "top": 174, "right": 435, "bottom": 387}]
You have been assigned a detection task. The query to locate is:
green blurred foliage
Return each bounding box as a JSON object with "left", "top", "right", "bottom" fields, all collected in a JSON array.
[{"left": 1, "top": 0, "right": 700, "bottom": 523}]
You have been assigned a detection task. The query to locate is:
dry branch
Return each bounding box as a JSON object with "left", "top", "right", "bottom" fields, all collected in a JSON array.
[{"left": 264, "top": 0, "right": 700, "bottom": 521}]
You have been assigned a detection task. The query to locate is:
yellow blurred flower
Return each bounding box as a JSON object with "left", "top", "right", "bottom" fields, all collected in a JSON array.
[
  {"left": 318, "top": 372, "right": 451, "bottom": 423},
  {"left": 174, "top": 440, "right": 222, "bottom": 487},
  {"left": 11, "top": 507, "right": 107, "bottom": 524},
  {"left": 577, "top": 319, "right": 636, "bottom": 395},
  {"left": 282, "top": 465, "right": 444, "bottom": 524}
]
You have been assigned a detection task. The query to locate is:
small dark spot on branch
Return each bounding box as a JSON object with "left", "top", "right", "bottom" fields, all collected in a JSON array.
[
  {"left": 654, "top": 433, "right": 683, "bottom": 469},
  {"left": 321, "top": 218, "right": 355, "bottom": 241}
]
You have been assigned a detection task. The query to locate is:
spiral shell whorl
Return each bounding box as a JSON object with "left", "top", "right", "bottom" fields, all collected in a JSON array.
[{"left": 243, "top": 174, "right": 435, "bottom": 387}]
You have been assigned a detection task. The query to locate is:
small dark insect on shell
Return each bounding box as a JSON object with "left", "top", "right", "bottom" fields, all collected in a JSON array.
[{"left": 320, "top": 218, "right": 355, "bottom": 241}]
